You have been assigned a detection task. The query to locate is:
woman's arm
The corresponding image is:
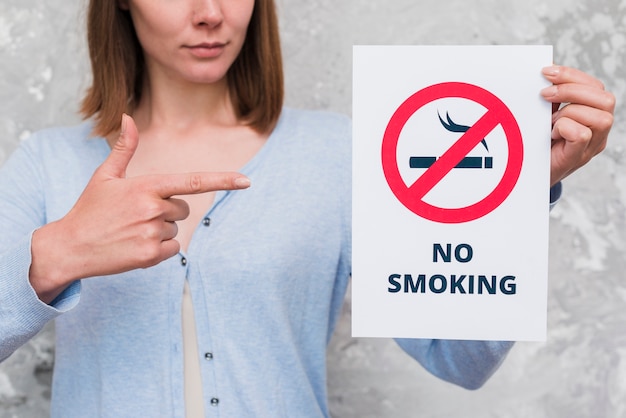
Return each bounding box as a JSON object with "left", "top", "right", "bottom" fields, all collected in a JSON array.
[
  {"left": 0, "top": 133, "right": 74, "bottom": 362},
  {"left": 1, "top": 115, "right": 251, "bottom": 361},
  {"left": 395, "top": 338, "right": 514, "bottom": 389}
]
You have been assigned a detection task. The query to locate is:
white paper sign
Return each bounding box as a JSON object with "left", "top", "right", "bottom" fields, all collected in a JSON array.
[{"left": 352, "top": 45, "right": 553, "bottom": 341}]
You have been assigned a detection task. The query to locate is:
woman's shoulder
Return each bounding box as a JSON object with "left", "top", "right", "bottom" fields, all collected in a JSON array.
[
  {"left": 19, "top": 121, "right": 107, "bottom": 159},
  {"left": 266, "top": 108, "right": 351, "bottom": 179},
  {"left": 23, "top": 121, "right": 95, "bottom": 146},
  {"left": 276, "top": 107, "right": 351, "bottom": 146},
  {"left": 281, "top": 106, "right": 350, "bottom": 127},
  {"left": 6, "top": 121, "right": 109, "bottom": 177}
]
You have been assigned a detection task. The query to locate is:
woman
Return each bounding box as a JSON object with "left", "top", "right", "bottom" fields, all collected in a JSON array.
[{"left": 0, "top": 0, "right": 615, "bottom": 417}]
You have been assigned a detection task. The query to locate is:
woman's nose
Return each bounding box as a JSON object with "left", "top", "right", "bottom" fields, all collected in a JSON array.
[{"left": 192, "top": 0, "right": 223, "bottom": 28}]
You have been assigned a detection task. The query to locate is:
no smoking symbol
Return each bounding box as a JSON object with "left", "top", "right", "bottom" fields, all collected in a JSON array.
[{"left": 381, "top": 82, "right": 523, "bottom": 223}]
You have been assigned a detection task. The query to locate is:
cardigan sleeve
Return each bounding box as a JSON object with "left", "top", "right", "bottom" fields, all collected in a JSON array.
[
  {"left": 394, "top": 337, "right": 514, "bottom": 389},
  {"left": 550, "top": 181, "right": 562, "bottom": 210},
  {"left": 0, "top": 136, "right": 80, "bottom": 362}
]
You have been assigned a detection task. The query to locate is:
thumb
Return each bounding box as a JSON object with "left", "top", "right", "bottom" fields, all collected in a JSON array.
[{"left": 100, "top": 113, "right": 139, "bottom": 179}]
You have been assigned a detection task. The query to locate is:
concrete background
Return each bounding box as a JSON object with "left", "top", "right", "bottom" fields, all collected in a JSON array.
[{"left": 0, "top": 0, "right": 624, "bottom": 416}]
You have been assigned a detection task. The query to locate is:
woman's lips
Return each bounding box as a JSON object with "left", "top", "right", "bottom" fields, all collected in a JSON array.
[{"left": 185, "top": 42, "right": 226, "bottom": 58}]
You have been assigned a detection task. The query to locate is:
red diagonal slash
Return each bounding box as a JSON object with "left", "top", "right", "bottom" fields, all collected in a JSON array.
[{"left": 410, "top": 109, "right": 500, "bottom": 199}]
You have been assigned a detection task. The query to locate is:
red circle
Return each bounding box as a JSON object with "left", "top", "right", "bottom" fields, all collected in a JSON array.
[{"left": 381, "top": 82, "right": 523, "bottom": 223}]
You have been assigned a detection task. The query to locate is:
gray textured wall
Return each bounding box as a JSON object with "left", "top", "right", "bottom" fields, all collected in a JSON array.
[{"left": 1, "top": 0, "right": 625, "bottom": 417}]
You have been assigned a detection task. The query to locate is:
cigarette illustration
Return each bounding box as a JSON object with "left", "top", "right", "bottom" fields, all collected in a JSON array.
[
  {"left": 410, "top": 156, "right": 493, "bottom": 169},
  {"left": 410, "top": 111, "right": 492, "bottom": 169}
]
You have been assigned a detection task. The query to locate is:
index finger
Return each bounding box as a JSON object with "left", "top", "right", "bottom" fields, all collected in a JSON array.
[
  {"left": 146, "top": 172, "right": 251, "bottom": 198},
  {"left": 542, "top": 65, "right": 605, "bottom": 90}
]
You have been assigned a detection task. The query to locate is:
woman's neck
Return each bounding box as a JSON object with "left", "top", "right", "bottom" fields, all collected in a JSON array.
[{"left": 133, "top": 73, "right": 238, "bottom": 135}]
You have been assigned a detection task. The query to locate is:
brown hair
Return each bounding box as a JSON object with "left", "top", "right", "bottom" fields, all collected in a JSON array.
[{"left": 80, "top": 0, "right": 284, "bottom": 137}]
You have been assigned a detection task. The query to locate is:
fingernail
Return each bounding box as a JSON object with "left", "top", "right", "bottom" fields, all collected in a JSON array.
[
  {"left": 541, "top": 85, "right": 558, "bottom": 97},
  {"left": 118, "top": 114, "right": 129, "bottom": 146},
  {"left": 542, "top": 65, "right": 560, "bottom": 76},
  {"left": 234, "top": 177, "right": 251, "bottom": 188},
  {"left": 121, "top": 113, "right": 129, "bottom": 134}
]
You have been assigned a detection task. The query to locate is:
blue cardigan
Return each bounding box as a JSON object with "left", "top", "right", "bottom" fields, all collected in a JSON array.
[{"left": 0, "top": 108, "right": 514, "bottom": 417}]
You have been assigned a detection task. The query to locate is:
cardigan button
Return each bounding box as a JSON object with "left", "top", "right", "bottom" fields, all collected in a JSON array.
[
  {"left": 210, "top": 398, "right": 219, "bottom": 406},
  {"left": 181, "top": 257, "right": 187, "bottom": 266},
  {"left": 202, "top": 217, "right": 211, "bottom": 226},
  {"left": 204, "top": 352, "right": 213, "bottom": 361}
]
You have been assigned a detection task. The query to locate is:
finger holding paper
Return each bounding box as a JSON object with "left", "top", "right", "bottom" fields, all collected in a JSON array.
[
  {"left": 541, "top": 65, "right": 615, "bottom": 186},
  {"left": 29, "top": 114, "right": 251, "bottom": 304}
]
